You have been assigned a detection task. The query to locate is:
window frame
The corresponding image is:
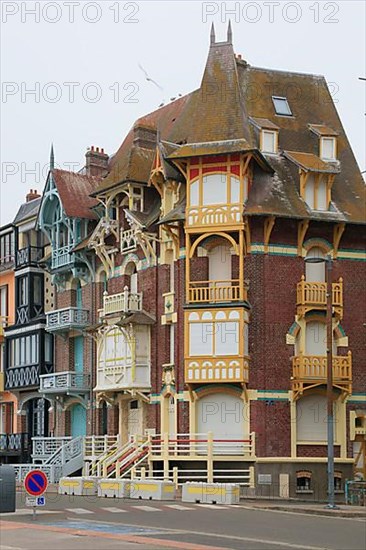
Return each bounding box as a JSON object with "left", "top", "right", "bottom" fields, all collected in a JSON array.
[
  {"left": 188, "top": 173, "right": 242, "bottom": 208},
  {"left": 320, "top": 136, "right": 337, "bottom": 161},
  {"left": 272, "top": 96, "right": 292, "bottom": 116},
  {"left": 260, "top": 130, "right": 278, "bottom": 154}
]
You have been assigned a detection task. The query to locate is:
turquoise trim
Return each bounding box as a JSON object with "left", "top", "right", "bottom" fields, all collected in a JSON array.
[{"left": 258, "top": 397, "right": 289, "bottom": 402}]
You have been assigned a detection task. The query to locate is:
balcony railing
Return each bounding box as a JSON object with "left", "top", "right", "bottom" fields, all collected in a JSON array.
[
  {"left": 186, "top": 203, "right": 243, "bottom": 229},
  {"left": 5, "top": 364, "right": 40, "bottom": 389},
  {"left": 40, "top": 371, "right": 91, "bottom": 394},
  {"left": 120, "top": 228, "right": 137, "bottom": 254},
  {"left": 292, "top": 352, "right": 352, "bottom": 399},
  {"left": 296, "top": 276, "right": 343, "bottom": 316},
  {"left": 46, "top": 307, "right": 89, "bottom": 332},
  {"left": 188, "top": 280, "right": 246, "bottom": 303},
  {"left": 16, "top": 246, "right": 43, "bottom": 268},
  {"left": 51, "top": 244, "right": 74, "bottom": 270},
  {"left": 0, "top": 432, "right": 29, "bottom": 456},
  {"left": 0, "top": 254, "right": 15, "bottom": 272},
  {"left": 99, "top": 287, "right": 142, "bottom": 317},
  {"left": 185, "top": 356, "right": 249, "bottom": 385}
]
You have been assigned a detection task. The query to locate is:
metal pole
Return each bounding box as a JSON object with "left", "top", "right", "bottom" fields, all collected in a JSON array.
[{"left": 325, "top": 256, "right": 336, "bottom": 509}]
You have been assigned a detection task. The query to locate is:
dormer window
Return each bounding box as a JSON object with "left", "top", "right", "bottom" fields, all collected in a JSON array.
[
  {"left": 272, "top": 96, "right": 292, "bottom": 116},
  {"left": 261, "top": 130, "right": 278, "bottom": 154},
  {"left": 320, "top": 137, "right": 337, "bottom": 161}
]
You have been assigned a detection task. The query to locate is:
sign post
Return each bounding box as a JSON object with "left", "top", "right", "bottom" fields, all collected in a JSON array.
[{"left": 24, "top": 470, "right": 48, "bottom": 520}]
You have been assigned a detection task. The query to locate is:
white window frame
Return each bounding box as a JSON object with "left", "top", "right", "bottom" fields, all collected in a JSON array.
[
  {"left": 320, "top": 137, "right": 336, "bottom": 161},
  {"left": 261, "top": 130, "right": 278, "bottom": 154}
]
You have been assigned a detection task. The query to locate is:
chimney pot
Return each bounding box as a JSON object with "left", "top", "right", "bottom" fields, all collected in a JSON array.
[
  {"left": 26, "top": 189, "right": 41, "bottom": 202},
  {"left": 85, "top": 145, "right": 109, "bottom": 177}
]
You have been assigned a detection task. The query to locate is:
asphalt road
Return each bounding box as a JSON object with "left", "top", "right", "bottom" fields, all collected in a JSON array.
[{"left": 0, "top": 492, "right": 364, "bottom": 550}]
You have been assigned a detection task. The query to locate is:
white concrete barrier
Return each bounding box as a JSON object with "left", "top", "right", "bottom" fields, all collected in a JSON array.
[
  {"left": 182, "top": 482, "right": 240, "bottom": 504},
  {"left": 59, "top": 477, "right": 98, "bottom": 496},
  {"left": 97, "top": 478, "right": 131, "bottom": 498},
  {"left": 129, "top": 479, "right": 176, "bottom": 501}
]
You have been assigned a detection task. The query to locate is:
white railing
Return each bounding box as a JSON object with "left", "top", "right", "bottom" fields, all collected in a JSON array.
[
  {"left": 32, "top": 436, "right": 72, "bottom": 463},
  {"left": 51, "top": 244, "right": 74, "bottom": 269},
  {"left": 46, "top": 307, "right": 89, "bottom": 331},
  {"left": 120, "top": 228, "right": 137, "bottom": 254},
  {"left": 40, "top": 371, "right": 90, "bottom": 393},
  {"left": 100, "top": 287, "right": 142, "bottom": 317},
  {"left": 13, "top": 464, "right": 63, "bottom": 483}
]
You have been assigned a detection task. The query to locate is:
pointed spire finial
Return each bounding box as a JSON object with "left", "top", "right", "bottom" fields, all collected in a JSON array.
[
  {"left": 227, "top": 20, "right": 232, "bottom": 44},
  {"left": 210, "top": 22, "right": 215, "bottom": 45},
  {"left": 50, "top": 143, "right": 54, "bottom": 170}
]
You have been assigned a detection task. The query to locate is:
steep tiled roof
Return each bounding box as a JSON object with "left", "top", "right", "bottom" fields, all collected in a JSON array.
[
  {"left": 13, "top": 197, "right": 41, "bottom": 225},
  {"left": 52, "top": 169, "right": 100, "bottom": 219},
  {"left": 93, "top": 31, "right": 365, "bottom": 224}
]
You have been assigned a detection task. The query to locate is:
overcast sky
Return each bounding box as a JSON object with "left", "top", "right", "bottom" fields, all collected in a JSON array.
[{"left": 1, "top": 0, "right": 365, "bottom": 225}]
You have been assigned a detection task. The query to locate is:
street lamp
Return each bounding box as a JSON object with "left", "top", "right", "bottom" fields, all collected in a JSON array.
[{"left": 304, "top": 254, "right": 338, "bottom": 509}]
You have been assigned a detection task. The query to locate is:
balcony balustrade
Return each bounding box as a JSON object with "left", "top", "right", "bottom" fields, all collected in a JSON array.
[
  {"left": 46, "top": 307, "right": 89, "bottom": 332},
  {"left": 120, "top": 228, "right": 137, "bottom": 254},
  {"left": 40, "top": 371, "right": 91, "bottom": 394},
  {"left": 0, "top": 432, "right": 29, "bottom": 457},
  {"left": 51, "top": 244, "right": 74, "bottom": 270},
  {"left": 188, "top": 280, "right": 246, "bottom": 304},
  {"left": 5, "top": 364, "right": 41, "bottom": 390},
  {"left": 99, "top": 287, "right": 142, "bottom": 318},
  {"left": 186, "top": 203, "right": 244, "bottom": 230},
  {"left": 185, "top": 356, "right": 249, "bottom": 385},
  {"left": 296, "top": 276, "right": 343, "bottom": 317},
  {"left": 16, "top": 246, "right": 43, "bottom": 268},
  {"left": 291, "top": 352, "right": 352, "bottom": 399}
]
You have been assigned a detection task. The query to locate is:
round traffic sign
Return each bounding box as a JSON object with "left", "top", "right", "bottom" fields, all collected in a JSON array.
[{"left": 24, "top": 470, "right": 48, "bottom": 497}]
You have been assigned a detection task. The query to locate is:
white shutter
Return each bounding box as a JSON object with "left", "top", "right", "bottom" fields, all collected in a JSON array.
[
  {"left": 208, "top": 245, "right": 231, "bottom": 282},
  {"left": 306, "top": 321, "right": 326, "bottom": 355},
  {"left": 297, "top": 394, "right": 327, "bottom": 441},
  {"left": 305, "top": 247, "right": 325, "bottom": 282}
]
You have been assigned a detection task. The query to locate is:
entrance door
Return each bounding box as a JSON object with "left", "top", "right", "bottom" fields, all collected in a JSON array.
[
  {"left": 27, "top": 398, "right": 48, "bottom": 438},
  {"left": 71, "top": 404, "right": 87, "bottom": 437},
  {"left": 128, "top": 400, "right": 142, "bottom": 440},
  {"left": 168, "top": 397, "right": 175, "bottom": 438},
  {"left": 197, "top": 393, "right": 246, "bottom": 454}
]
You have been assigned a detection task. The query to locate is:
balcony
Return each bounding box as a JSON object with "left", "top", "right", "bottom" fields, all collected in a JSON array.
[
  {"left": 186, "top": 203, "right": 244, "bottom": 231},
  {"left": 0, "top": 315, "right": 8, "bottom": 342},
  {"left": 5, "top": 364, "right": 41, "bottom": 390},
  {"left": 40, "top": 371, "right": 91, "bottom": 394},
  {"left": 0, "top": 432, "right": 29, "bottom": 458},
  {"left": 296, "top": 276, "right": 343, "bottom": 317},
  {"left": 291, "top": 352, "right": 352, "bottom": 399},
  {"left": 185, "top": 356, "right": 249, "bottom": 384},
  {"left": 16, "top": 246, "right": 43, "bottom": 269},
  {"left": 51, "top": 244, "right": 74, "bottom": 270},
  {"left": 120, "top": 228, "right": 137, "bottom": 254},
  {"left": 46, "top": 307, "right": 89, "bottom": 333},
  {"left": 95, "top": 363, "right": 151, "bottom": 393},
  {"left": 188, "top": 280, "right": 246, "bottom": 304},
  {"left": 99, "top": 288, "right": 142, "bottom": 318}
]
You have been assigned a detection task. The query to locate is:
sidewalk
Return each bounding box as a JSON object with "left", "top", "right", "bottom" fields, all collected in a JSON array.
[{"left": 240, "top": 500, "right": 366, "bottom": 518}]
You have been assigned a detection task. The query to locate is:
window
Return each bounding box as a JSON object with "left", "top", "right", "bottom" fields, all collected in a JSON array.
[
  {"left": 8, "top": 334, "right": 39, "bottom": 368},
  {"left": 334, "top": 472, "right": 342, "bottom": 491},
  {"left": 33, "top": 276, "right": 42, "bottom": 306},
  {"left": 0, "top": 231, "right": 14, "bottom": 265},
  {"left": 0, "top": 285, "right": 8, "bottom": 317},
  {"left": 272, "top": 96, "right": 292, "bottom": 116},
  {"left": 297, "top": 393, "right": 337, "bottom": 443},
  {"left": 130, "top": 400, "right": 139, "bottom": 410},
  {"left": 296, "top": 471, "right": 312, "bottom": 492},
  {"left": 188, "top": 310, "right": 240, "bottom": 357},
  {"left": 189, "top": 174, "right": 242, "bottom": 207},
  {"left": 45, "top": 333, "right": 53, "bottom": 364},
  {"left": 321, "top": 137, "right": 336, "bottom": 161},
  {"left": 304, "top": 174, "right": 329, "bottom": 211},
  {"left": 261, "top": 130, "right": 278, "bottom": 154},
  {"left": 18, "top": 277, "right": 28, "bottom": 306}
]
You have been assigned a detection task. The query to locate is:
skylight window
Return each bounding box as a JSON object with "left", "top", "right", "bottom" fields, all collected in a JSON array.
[{"left": 272, "top": 96, "right": 292, "bottom": 116}]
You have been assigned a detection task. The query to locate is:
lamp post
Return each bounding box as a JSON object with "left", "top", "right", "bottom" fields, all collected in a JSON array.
[{"left": 304, "top": 254, "right": 338, "bottom": 509}]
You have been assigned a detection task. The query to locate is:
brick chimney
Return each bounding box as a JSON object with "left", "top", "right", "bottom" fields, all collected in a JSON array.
[
  {"left": 85, "top": 146, "right": 109, "bottom": 177},
  {"left": 133, "top": 122, "right": 157, "bottom": 149},
  {"left": 26, "top": 189, "right": 41, "bottom": 202}
]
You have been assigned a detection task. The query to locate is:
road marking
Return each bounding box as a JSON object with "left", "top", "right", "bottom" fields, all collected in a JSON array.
[
  {"left": 100, "top": 507, "right": 127, "bottom": 513},
  {"left": 131, "top": 505, "right": 162, "bottom": 512},
  {"left": 65, "top": 508, "right": 94, "bottom": 514},
  {"left": 165, "top": 504, "right": 196, "bottom": 511},
  {"left": 1, "top": 509, "right": 60, "bottom": 516},
  {"left": 195, "top": 504, "right": 229, "bottom": 510}
]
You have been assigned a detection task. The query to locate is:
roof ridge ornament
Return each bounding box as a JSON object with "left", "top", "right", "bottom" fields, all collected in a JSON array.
[
  {"left": 227, "top": 20, "right": 232, "bottom": 44},
  {"left": 210, "top": 22, "right": 215, "bottom": 45},
  {"left": 50, "top": 143, "right": 55, "bottom": 171}
]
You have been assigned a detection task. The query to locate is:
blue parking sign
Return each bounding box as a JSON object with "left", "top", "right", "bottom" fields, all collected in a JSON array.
[{"left": 36, "top": 496, "right": 45, "bottom": 506}]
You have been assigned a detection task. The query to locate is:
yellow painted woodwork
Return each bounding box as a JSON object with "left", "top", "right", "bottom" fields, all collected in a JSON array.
[
  {"left": 297, "top": 220, "right": 309, "bottom": 256},
  {"left": 333, "top": 223, "right": 346, "bottom": 259},
  {"left": 263, "top": 216, "right": 275, "bottom": 254},
  {"left": 296, "top": 276, "right": 343, "bottom": 318},
  {"left": 291, "top": 352, "right": 352, "bottom": 400}
]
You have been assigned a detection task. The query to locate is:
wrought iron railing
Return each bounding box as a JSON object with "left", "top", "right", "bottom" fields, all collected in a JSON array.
[{"left": 0, "top": 432, "right": 29, "bottom": 455}]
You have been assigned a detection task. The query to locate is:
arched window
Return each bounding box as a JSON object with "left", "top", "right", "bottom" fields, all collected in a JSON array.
[
  {"left": 124, "top": 262, "right": 138, "bottom": 293},
  {"left": 305, "top": 247, "right": 325, "bottom": 282}
]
